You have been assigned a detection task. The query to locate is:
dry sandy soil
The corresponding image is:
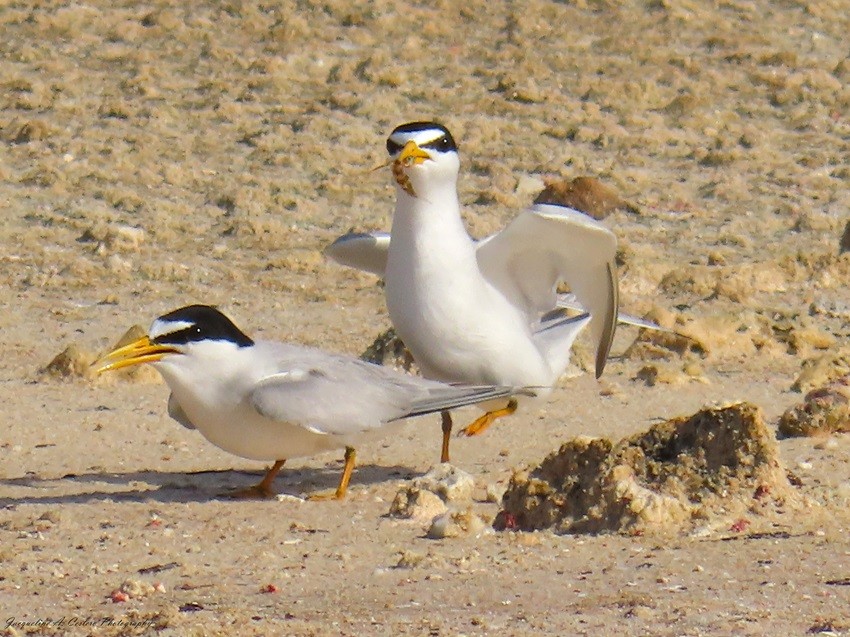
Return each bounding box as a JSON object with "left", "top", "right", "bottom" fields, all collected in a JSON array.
[{"left": 2, "top": 1, "right": 849, "bottom": 635}]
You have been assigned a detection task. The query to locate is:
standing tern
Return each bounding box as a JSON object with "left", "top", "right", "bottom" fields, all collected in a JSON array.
[
  {"left": 327, "top": 121, "right": 620, "bottom": 462},
  {"left": 92, "top": 304, "right": 523, "bottom": 499}
]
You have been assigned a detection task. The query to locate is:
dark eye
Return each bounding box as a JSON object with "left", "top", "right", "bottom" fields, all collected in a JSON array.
[
  {"left": 421, "top": 134, "right": 455, "bottom": 153},
  {"left": 386, "top": 139, "right": 402, "bottom": 155}
]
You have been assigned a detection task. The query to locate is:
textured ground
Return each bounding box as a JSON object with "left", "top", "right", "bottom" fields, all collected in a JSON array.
[{"left": 1, "top": 1, "right": 849, "bottom": 635}]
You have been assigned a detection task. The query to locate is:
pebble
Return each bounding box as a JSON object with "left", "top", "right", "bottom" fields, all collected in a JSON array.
[
  {"left": 412, "top": 464, "right": 475, "bottom": 503},
  {"left": 388, "top": 487, "right": 446, "bottom": 520}
]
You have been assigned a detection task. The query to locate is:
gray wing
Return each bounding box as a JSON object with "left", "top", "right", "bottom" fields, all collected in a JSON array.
[
  {"left": 327, "top": 232, "right": 656, "bottom": 333},
  {"left": 475, "top": 203, "right": 619, "bottom": 378},
  {"left": 325, "top": 206, "right": 620, "bottom": 377},
  {"left": 248, "top": 345, "right": 516, "bottom": 437},
  {"left": 324, "top": 232, "right": 390, "bottom": 277},
  {"left": 167, "top": 392, "right": 196, "bottom": 430}
]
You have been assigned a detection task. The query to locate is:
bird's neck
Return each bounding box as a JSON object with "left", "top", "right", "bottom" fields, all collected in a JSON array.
[
  {"left": 154, "top": 346, "right": 254, "bottom": 417},
  {"left": 388, "top": 183, "right": 475, "bottom": 260}
]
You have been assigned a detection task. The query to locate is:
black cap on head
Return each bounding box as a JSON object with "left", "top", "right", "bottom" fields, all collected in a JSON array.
[
  {"left": 153, "top": 304, "right": 254, "bottom": 348},
  {"left": 386, "top": 121, "right": 457, "bottom": 156}
]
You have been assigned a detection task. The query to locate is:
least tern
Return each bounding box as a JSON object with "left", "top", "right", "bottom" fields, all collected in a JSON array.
[
  {"left": 327, "top": 121, "right": 621, "bottom": 462},
  {"left": 93, "top": 304, "right": 522, "bottom": 499}
]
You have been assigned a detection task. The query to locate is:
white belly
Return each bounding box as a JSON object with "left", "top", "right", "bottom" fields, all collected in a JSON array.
[{"left": 386, "top": 258, "right": 552, "bottom": 387}]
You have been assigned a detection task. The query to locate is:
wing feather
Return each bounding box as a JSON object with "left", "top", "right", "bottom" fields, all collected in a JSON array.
[
  {"left": 475, "top": 203, "right": 619, "bottom": 377},
  {"left": 248, "top": 349, "right": 516, "bottom": 437},
  {"left": 167, "top": 393, "right": 196, "bottom": 430},
  {"left": 324, "top": 232, "right": 390, "bottom": 277}
]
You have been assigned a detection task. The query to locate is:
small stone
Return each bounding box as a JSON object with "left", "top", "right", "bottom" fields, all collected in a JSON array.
[
  {"left": 94, "top": 325, "right": 162, "bottom": 384},
  {"left": 412, "top": 464, "right": 476, "bottom": 503},
  {"left": 426, "top": 509, "right": 488, "bottom": 539},
  {"left": 388, "top": 487, "right": 447, "bottom": 520},
  {"left": 779, "top": 376, "right": 850, "bottom": 437},
  {"left": 627, "top": 605, "right": 655, "bottom": 620},
  {"left": 515, "top": 174, "right": 545, "bottom": 198},
  {"left": 41, "top": 344, "right": 96, "bottom": 380},
  {"left": 394, "top": 550, "right": 426, "bottom": 569},
  {"left": 360, "top": 328, "right": 416, "bottom": 371},
  {"left": 112, "top": 578, "right": 160, "bottom": 600},
  {"left": 275, "top": 494, "right": 305, "bottom": 504}
]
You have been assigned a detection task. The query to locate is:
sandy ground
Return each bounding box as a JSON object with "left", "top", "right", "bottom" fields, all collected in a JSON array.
[{"left": 2, "top": 1, "right": 849, "bottom": 635}]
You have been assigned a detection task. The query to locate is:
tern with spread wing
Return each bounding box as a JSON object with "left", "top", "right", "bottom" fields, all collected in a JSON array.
[{"left": 327, "top": 122, "right": 622, "bottom": 462}]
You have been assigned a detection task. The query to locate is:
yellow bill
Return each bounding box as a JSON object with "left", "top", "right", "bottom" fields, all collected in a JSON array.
[
  {"left": 397, "top": 140, "right": 430, "bottom": 167},
  {"left": 92, "top": 336, "right": 178, "bottom": 375}
]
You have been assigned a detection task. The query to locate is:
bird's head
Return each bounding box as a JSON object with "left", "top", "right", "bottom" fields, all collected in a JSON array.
[
  {"left": 92, "top": 304, "right": 254, "bottom": 375},
  {"left": 386, "top": 121, "right": 459, "bottom": 198}
]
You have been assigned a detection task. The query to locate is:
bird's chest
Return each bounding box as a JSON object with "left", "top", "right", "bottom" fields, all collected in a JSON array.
[
  {"left": 385, "top": 253, "right": 537, "bottom": 383},
  {"left": 164, "top": 364, "right": 252, "bottom": 432}
]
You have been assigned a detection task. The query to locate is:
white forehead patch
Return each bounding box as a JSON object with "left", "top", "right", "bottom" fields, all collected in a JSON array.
[
  {"left": 388, "top": 127, "right": 446, "bottom": 148},
  {"left": 149, "top": 318, "right": 194, "bottom": 341}
]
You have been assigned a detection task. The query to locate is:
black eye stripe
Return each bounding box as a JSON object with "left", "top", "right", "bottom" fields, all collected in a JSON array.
[
  {"left": 154, "top": 326, "right": 202, "bottom": 345},
  {"left": 386, "top": 121, "right": 458, "bottom": 156},
  {"left": 385, "top": 134, "right": 457, "bottom": 156},
  {"left": 152, "top": 304, "right": 254, "bottom": 348},
  {"left": 420, "top": 135, "right": 456, "bottom": 152}
]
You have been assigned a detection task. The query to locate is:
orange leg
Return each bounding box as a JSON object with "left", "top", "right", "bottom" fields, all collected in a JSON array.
[
  {"left": 460, "top": 399, "right": 519, "bottom": 437},
  {"left": 440, "top": 411, "right": 453, "bottom": 463},
  {"left": 228, "top": 459, "right": 286, "bottom": 499},
  {"left": 308, "top": 447, "right": 356, "bottom": 501}
]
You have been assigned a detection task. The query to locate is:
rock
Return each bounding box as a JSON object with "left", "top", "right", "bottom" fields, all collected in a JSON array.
[
  {"left": 533, "top": 176, "right": 639, "bottom": 219},
  {"left": 360, "top": 327, "right": 416, "bottom": 371},
  {"left": 778, "top": 376, "right": 850, "bottom": 437},
  {"left": 388, "top": 487, "right": 447, "bottom": 520},
  {"left": 110, "top": 578, "right": 165, "bottom": 600},
  {"left": 514, "top": 174, "right": 545, "bottom": 199},
  {"left": 791, "top": 348, "right": 850, "bottom": 393},
  {"left": 394, "top": 550, "right": 426, "bottom": 569},
  {"left": 426, "top": 509, "right": 488, "bottom": 539},
  {"left": 500, "top": 403, "right": 800, "bottom": 535},
  {"left": 412, "top": 464, "right": 475, "bottom": 503},
  {"left": 41, "top": 344, "right": 96, "bottom": 380},
  {"left": 95, "top": 325, "right": 162, "bottom": 384}
]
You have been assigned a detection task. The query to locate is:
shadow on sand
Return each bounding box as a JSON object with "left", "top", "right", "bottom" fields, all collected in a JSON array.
[{"left": 0, "top": 461, "right": 417, "bottom": 506}]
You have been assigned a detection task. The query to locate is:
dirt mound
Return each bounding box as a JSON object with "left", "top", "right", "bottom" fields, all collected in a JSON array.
[
  {"left": 501, "top": 403, "right": 801, "bottom": 535},
  {"left": 779, "top": 376, "right": 850, "bottom": 437}
]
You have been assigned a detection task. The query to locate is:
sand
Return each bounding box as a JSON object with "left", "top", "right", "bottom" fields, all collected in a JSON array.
[{"left": 1, "top": 1, "right": 849, "bottom": 635}]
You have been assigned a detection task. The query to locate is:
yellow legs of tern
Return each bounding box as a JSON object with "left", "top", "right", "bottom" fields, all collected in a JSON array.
[
  {"left": 229, "top": 459, "right": 286, "bottom": 499},
  {"left": 460, "top": 399, "right": 519, "bottom": 437},
  {"left": 440, "top": 410, "right": 453, "bottom": 463},
  {"left": 308, "top": 446, "right": 357, "bottom": 501}
]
